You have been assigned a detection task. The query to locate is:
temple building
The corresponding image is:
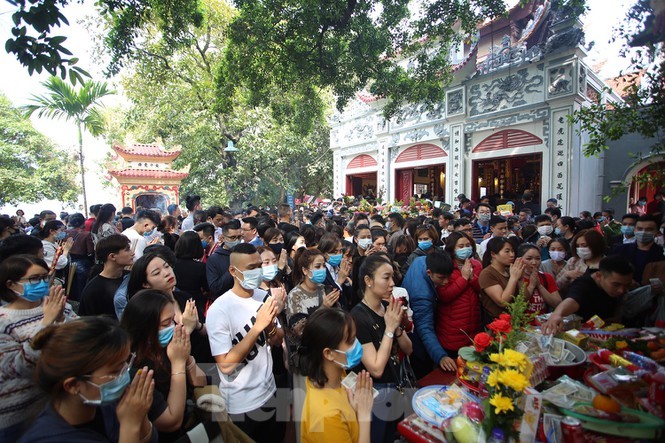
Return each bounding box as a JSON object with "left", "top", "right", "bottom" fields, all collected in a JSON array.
[
  {"left": 330, "top": 0, "right": 661, "bottom": 214},
  {"left": 108, "top": 143, "right": 188, "bottom": 214}
]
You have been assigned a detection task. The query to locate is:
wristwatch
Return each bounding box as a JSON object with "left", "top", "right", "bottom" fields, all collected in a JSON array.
[{"left": 384, "top": 331, "right": 394, "bottom": 339}]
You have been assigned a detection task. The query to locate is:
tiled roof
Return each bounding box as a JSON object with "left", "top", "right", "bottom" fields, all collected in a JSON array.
[
  {"left": 109, "top": 169, "right": 189, "bottom": 179},
  {"left": 605, "top": 71, "right": 644, "bottom": 100},
  {"left": 113, "top": 143, "right": 181, "bottom": 159}
]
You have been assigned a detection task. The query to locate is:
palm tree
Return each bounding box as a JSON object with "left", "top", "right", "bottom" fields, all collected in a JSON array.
[{"left": 24, "top": 77, "right": 115, "bottom": 215}]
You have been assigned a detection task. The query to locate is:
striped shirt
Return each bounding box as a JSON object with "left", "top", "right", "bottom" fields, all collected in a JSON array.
[{"left": 0, "top": 303, "right": 76, "bottom": 430}]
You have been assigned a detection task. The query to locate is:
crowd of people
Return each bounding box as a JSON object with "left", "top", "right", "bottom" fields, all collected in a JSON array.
[{"left": 0, "top": 189, "right": 664, "bottom": 443}]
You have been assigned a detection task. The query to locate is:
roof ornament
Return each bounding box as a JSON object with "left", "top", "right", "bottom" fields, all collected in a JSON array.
[{"left": 476, "top": 36, "right": 543, "bottom": 76}]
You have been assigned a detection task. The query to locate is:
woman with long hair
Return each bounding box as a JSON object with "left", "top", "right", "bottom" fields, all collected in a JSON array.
[
  {"left": 257, "top": 245, "right": 289, "bottom": 406},
  {"left": 286, "top": 248, "right": 340, "bottom": 441},
  {"left": 19, "top": 316, "right": 156, "bottom": 442},
  {"left": 126, "top": 252, "right": 209, "bottom": 362},
  {"left": 91, "top": 204, "right": 119, "bottom": 246},
  {"left": 403, "top": 224, "right": 442, "bottom": 275},
  {"left": 318, "top": 233, "right": 352, "bottom": 309},
  {"left": 540, "top": 238, "right": 570, "bottom": 278},
  {"left": 299, "top": 308, "right": 373, "bottom": 443},
  {"left": 516, "top": 243, "right": 562, "bottom": 316},
  {"left": 436, "top": 232, "right": 482, "bottom": 357},
  {"left": 40, "top": 220, "right": 72, "bottom": 272},
  {"left": 556, "top": 229, "right": 606, "bottom": 292},
  {"left": 121, "top": 290, "right": 206, "bottom": 442},
  {"left": 261, "top": 228, "right": 291, "bottom": 288},
  {"left": 0, "top": 255, "right": 76, "bottom": 440},
  {"left": 284, "top": 231, "right": 306, "bottom": 288},
  {"left": 478, "top": 237, "right": 525, "bottom": 325},
  {"left": 173, "top": 232, "right": 208, "bottom": 321},
  {"left": 158, "top": 216, "right": 180, "bottom": 252},
  {"left": 350, "top": 253, "right": 412, "bottom": 443}
]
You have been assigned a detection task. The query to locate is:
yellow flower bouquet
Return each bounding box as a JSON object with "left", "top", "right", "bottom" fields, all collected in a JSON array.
[{"left": 483, "top": 349, "right": 533, "bottom": 438}]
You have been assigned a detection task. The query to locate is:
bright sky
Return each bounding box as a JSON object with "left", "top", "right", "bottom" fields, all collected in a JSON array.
[{"left": 0, "top": 0, "right": 638, "bottom": 217}]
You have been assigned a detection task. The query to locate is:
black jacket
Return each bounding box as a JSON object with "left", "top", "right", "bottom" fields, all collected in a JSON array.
[
  {"left": 205, "top": 245, "right": 234, "bottom": 300},
  {"left": 613, "top": 242, "right": 665, "bottom": 283}
]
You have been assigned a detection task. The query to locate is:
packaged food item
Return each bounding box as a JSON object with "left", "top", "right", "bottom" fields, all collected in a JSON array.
[
  {"left": 563, "top": 329, "right": 588, "bottom": 348},
  {"left": 586, "top": 315, "right": 605, "bottom": 329},
  {"left": 518, "top": 387, "right": 543, "bottom": 443}
]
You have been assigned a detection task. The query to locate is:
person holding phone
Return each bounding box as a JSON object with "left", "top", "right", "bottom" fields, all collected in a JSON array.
[
  {"left": 299, "top": 308, "right": 373, "bottom": 443},
  {"left": 351, "top": 253, "right": 412, "bottom": 443},
  {"left": 286, "top": 248, "right": 340, "bottom": 441}
]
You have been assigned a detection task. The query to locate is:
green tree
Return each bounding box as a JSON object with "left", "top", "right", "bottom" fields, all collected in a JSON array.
[
  {"left": 108, "top": 0, "right": 332, "bottom": 206},
  {"left": 24, "top": 77, "right": 115, "bottom": 214},
  {"left": 571, "top": 0, "right": 665, "bottom": 197},
  {"left": 0, "top": 93, "right": 79, "bottom": 205},
  {"left": 4, "top": 0, "right": 201, "bottom": 84}
]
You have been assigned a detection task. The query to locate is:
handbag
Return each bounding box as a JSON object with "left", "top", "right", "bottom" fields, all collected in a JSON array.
[{"left": 358, "top": 303, "right": 419, "bottom": 393}]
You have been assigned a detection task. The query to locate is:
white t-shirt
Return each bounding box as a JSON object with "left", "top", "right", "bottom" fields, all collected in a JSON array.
[
  {"left": 206, "top": 288, "right": 276, "bottom": 414},
  {"left": 122, "top": 228, "right": 147, "bottom": 259},
  {"left": 477, "top": 236, "right": 492, "bottom": 262},
  {"left": 181, "top": 214, "right": 195, "bottom": 231}
]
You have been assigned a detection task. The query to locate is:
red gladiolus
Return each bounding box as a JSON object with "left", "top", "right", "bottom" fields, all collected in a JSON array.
[
  {"left": 487, "top": 319, "right": 512, "bottom": 334},
  {"left": 473, "top": 332, "right": 492, "bottom": 352}
]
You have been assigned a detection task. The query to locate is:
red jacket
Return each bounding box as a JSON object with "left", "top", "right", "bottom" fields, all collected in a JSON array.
[{"left": 435, "top": 259, "right": 482, "bottom": 352}]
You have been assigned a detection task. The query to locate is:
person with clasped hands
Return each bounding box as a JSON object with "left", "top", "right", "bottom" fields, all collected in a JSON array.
[{"left": 206, "top": 243, "right": 284, "bottom": 443}]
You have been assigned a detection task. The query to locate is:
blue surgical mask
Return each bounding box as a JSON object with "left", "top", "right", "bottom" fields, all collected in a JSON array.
[
  {"left": 143, "top": 228, "right": 155, "bottom": 238},
  {"left": 554, "top": 227, "right": 563, "bottom": 236},
  {"left": 236, "top": 267, "right": 263, "bottom": 290},
  {"left": 55, "top": 231, "right": 66, "bottom": 241},
  {"left": 158, "top": 324, "right": 175, "bottom": 347},
  {"left": 334, "top": 338, "right": 363, "bottom": 369},
  {"left": 455, "top": 246, "right": 473, "bottom": 260},
  {"left": 418, "top": 240, "right": 433, "bottom": 251},
  {"left": 79, "top": 369, "right": 131, "bottom": 405},
  {"left": 201, "top": 240, "right": 209, "bottom": 249},
  {"left": 357, "top": 238, "right": 372, "bottom": 250},
  {"left": 385, "top": 222, "right": 392, "bottom": 230},
  {"left": 621, "top": 225, "right": 635, "bottom": 236},
  {"left": 328, "top": 254, "right": 343, "bottom": 267},
  {"left": 309, "top": 268, "right": 327, "bottom": 284},
  {"left": 597, "top": 216, "right": 606, "bottom": 223},
  {"left": 262, "top": 264, "right": 278, "bottom": 281},
  {"left": 225, "top": 239, "right": 241, "bottom": 249},
  {"left": 638, "top": 200, "right": 646, "bottom": 206},
  {"left": 17, "top": 280, "right": 50, "bottom": 302}
]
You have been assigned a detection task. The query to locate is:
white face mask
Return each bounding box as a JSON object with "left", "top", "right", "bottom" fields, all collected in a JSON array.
[
  {"left": 537, "top": 225, "right": 553, "bottom": 236},
  {"left": 549, "top": 251, "right": 566, "bottom": 262},
  {"left": 357, "top": 238, "right": 372, "bottom": 250},
  {"left": 576, "top": 247, "right": 592, "bottom": 260}
]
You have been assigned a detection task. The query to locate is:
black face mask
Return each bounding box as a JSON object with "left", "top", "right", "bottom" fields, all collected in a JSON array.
[{"left": 269, "top": 242, "right": 284, "bottom": 256}]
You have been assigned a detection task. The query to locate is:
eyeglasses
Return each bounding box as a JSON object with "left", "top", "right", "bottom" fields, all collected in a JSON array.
[
  {"left": 224, "top": 235, "right": 243, "bottom": 241},
  {"left": 82, "top": 352, "right": 136, "bottom": 383},
  {"left": 20, "top": 274, "right": 49, "bottom": 285}
]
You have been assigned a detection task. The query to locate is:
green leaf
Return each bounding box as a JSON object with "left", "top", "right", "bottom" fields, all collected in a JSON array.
[
  {"left": 50, "top": 36, "right": 67, "bottom": 45},
  {"left": 458, "top": 346, "right": 479, "bottom": 362}
]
